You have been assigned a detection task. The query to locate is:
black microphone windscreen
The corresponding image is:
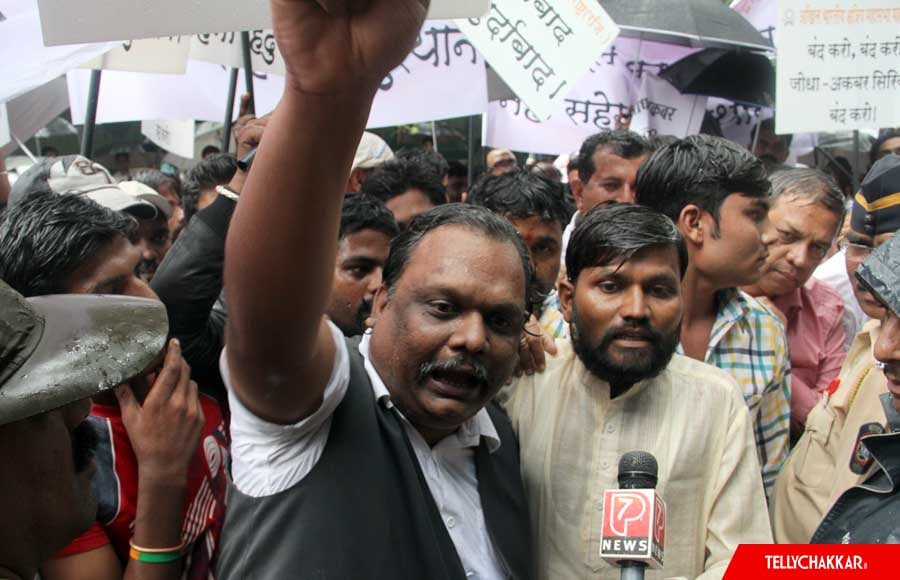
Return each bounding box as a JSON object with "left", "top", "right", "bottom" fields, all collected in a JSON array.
[{"left": 618, "top": 451, "right": 659, "bottom": 489}]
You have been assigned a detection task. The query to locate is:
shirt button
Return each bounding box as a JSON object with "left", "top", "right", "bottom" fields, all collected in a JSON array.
[
  {"left": 606, "top": 424, "right": 616, "bottom": 433},
  {"left": 446, "top": 516, "right": 456, "bottom": 528},
  {"left": 601, "top": 461, "right": 610, "bottom": 469}
]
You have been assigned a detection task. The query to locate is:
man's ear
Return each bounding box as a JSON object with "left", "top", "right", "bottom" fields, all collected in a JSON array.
[
  {"left": 571, "top": 178, "right": 586, "bottom": 212},
  {"left": 367, "top": 285, "right": 390, "bottom": 329},
  {"left": 558, "top": 277, "right": 576, "bottom": 323},
  {"left": 679, "top": 204, "right": 705, "bottom": 246},
  {"left": 348, "top": 167, "right": 366, "bottom": 193}
]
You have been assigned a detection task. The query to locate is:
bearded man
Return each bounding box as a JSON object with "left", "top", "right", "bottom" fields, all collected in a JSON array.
[{"left": 503, "top": 203, "right": 773, "bottom": 580}]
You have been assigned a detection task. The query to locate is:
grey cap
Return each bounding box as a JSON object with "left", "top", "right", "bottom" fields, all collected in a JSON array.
[
  {"left": 856, "top": 234, "right": 900, "bottom": 317},
  {"left": 0, "top": 280, "right": 168, "bottom": 426},
  {"left": 9, "top": 155, "right": 158, "bottom": 220}
]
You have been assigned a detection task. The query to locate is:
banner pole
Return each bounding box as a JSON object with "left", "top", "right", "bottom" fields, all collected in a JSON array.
[
  {"left": 241, "top": 31, "right": 256, "bottom": 115},
  {"left": 222, "top": 68, "right": 239, "bottom": 153},
  {"left": 80, "top": 69, "right": 103, "bottom": 158}
]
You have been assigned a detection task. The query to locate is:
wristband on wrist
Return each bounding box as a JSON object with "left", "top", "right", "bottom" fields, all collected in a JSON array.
[
  {"left": 215, "top": 185, "right": 240, "bottom": 201},
  {"left": 128, "top": 538, "right": 186, "bottom": 564}
]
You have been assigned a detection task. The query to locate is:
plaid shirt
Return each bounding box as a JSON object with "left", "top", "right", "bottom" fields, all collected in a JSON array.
[
  {"left": 538, "top": 291, "right": 569, "bottom": 340},
  {"left": 677, "top": 288, "right": 792, "bottom": 498}
]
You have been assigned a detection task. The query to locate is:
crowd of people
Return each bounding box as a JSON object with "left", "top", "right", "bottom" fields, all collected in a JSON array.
[{"left": 2, "top": 1, "right": 900, "bottom": 579}]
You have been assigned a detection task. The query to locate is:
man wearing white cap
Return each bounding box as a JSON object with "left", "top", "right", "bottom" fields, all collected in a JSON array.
[
  {"left": 348, "top": 131, "right": 394, "bottom": 193},
  {"left": 9, "top": 155, "right": 160, "bottom": 220},
  {"left": 119, "top": 181, "right": 174, "bottom": 282}
]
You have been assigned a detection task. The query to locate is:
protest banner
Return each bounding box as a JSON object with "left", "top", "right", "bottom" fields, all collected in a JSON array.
[
  {"left": 0, "top": 77, "right": 70, "bottom": 157},
  {"left": 82, "top": 37, "right": 191, "bottom": 74},
  {"left": 190, "top": 31, "right": 285, "bottom": 76},
  {"left": 141, "top": 119, "right": 195, "bottom": 159},
  {"left": 1, "top": 2, "right": 113, "bottom": 103},
  {"left": 0, "top": 103, "right": 10, "bottom": 148},
  {"left": 36, "top": 0, "right": 490, "bottom": 45},
  {"left": 69, "top": 22, "right": 487, "bottom": 130},
  {"left": 775, "top": 0, "right": 900, "bottom": 134},
  {"left": 485, "top": 38, "right": 701, "bottom": 155},
  {"left": 458, "top": 0, "right": 619, "bottom": 120}
]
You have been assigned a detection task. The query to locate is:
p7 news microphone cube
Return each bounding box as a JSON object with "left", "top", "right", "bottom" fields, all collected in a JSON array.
[{"left": 599, "top": 489, "right": 665, "bottom": 569}]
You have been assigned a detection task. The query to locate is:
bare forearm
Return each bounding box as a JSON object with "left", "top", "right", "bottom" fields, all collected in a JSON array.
[
  {"left": 123, "top": 474, "right": 188, "bottom": 580},
  {"left": 224, "top": 87, "right": 377, "bottom": 417}
]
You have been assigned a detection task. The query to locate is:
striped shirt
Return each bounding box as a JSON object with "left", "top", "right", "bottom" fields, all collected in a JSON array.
[
  {"left": 677, "top": 288, "right": 792, "bottom": 498},
  {"left": 538, "top": 291, "right": 569, "bottom": 340}
]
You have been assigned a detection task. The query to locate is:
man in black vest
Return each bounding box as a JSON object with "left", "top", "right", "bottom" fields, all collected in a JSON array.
[{"left": 216, "top": 1, "right": 534, "bottom": 579}]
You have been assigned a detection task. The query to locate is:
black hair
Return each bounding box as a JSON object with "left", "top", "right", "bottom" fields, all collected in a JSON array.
[
  {"left": 447, "top": 160, "right": 468, "bottom": 179},
  {"left": 381, "top": 203, "right": 538, "bottom": 312},
  {"left": 182, "top": 154, "right": 239, "bottom": 222},
  {"left": 566, "top": 203, "right": 688, "bottom": 283},
  {"left": 396, "top": 149, "right": 450, "bottom": 180},
  {"left": 0, "top": 191, "right": 135, "bottom": 297},
  {"left": 361, "top": 157, "right": 447, "bottom": 207},
  {"left": 468, "top": 170, "right": 569, "bottom": 228},
  {"left": 635, "top": 134, "right": 771, "bottom": 228},
  {"left": 577, "top": 130, "right": 652, "bottom": 183},
  {"left": 770, "top": 168, "right": 846, "bottom": 230},
  {"left": 870, "top": 129, "right": 900, "bottom": 166},
  {"left": 201, "top": 145, "right": 222, "bottom": 158},
  {"left": 133, "top": 169, "right": 182, "bottom": 200},
  {"left": 340, "top": 194, "right": 400, "bottom": 240}
]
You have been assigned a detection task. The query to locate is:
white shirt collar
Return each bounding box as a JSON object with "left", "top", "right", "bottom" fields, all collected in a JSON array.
[{"left": 358, "top": 332, "right": 501, "bottom": 453}]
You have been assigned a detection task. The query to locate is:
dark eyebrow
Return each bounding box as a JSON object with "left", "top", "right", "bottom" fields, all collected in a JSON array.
[
  {"left": 750, "top": 198, "right": 770, "bottom": 212},
  {"left": 417, "top": 285, "right": 525, "bottom": 317},
  {"left": 644, "top": 273, "right": 680, "bottom": 287}
]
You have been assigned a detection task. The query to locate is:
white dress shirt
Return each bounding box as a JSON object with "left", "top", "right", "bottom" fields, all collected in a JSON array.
[
  {"left": 222, "top": 322, "right": 507, "bottom": 580},
  {"left": 813, "top": 249, "right": 869, "bottom": 350}
]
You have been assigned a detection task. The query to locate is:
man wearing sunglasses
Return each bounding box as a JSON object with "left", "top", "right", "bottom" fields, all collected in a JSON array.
[{"left": 773, "top": 154, "right": 900, "bottom": 543}]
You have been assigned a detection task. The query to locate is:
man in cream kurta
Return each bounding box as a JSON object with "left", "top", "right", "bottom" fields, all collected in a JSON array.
[
  {"left": 505, "top": 341, "right": 772, "bottom": 580},
  {"left": 503, "top": 203, "right": 773, "bottom": 580}
]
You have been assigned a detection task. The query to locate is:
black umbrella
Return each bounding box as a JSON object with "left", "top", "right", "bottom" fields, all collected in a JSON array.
[
  {"left": 600, "top": 0, "right": 774, "bottom": 52},
  {"left": 660, "top": 48, "right": 774, "bottom": 106}
]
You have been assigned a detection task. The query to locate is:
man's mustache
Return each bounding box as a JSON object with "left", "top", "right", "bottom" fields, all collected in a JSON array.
[{"left": 417, "top": 356, "right": 490, "bottom": 386}]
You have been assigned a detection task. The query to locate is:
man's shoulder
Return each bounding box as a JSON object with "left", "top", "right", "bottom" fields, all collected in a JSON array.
[{"left": 665, "top": 354, "right": 745, "bottom": 401}]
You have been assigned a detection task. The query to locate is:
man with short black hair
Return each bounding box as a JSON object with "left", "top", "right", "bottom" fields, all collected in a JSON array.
[
  {"left": 362, "top": 157, "right": 447, "bottom": 230},
  {"left": 468, "top": 171, "right": 569, "bottom": 331},
  {"left": 504, "top": 204, "right": 772, "bottom": 580},
  {"left": 446, "top": 160, "right": 469, "bottom": 203},
  {"left": 743, "top": 169, "right": 847, "bottom": 436},
  {"left": 134, "top": 169, "right": 185, "bottom": 237},
  {"left": 0, "top": 280, "right": 168, "bottom": 580},
  {"left": 328, "top": 194, "right": 399, "bottom": 336},
  {"left": 560, "top": 131, "right": 652, "bottom": 266},
  {"left": 636, "top": 135, "right": 790, "bottom": 497},
  {"left": 182, "top": 153, "right": 239, "bottom": 223},
  {"left": 0, "top": 192, "right": 227, "bottom": 580},
  {"left": 216, "top": 3, "right": 534, "bottom": 577}
]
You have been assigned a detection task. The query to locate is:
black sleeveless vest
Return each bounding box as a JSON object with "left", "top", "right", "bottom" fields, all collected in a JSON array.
[{"left": 216, "top": 339, "right": 534, "bottom": 580}]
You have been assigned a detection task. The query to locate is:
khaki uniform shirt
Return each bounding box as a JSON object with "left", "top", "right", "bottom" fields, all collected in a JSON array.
[
  {"left": 771, "top": 321, "right": 886, "bottom": 543},
  {"left": 504, "top": 339, "right": 773, "bottom": 580}
]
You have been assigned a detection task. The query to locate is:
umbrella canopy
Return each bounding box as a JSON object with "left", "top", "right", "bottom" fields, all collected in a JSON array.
[
  {"left": 600, "top": 0, "right": 774, "bottom": 52},
  {"left": 660, "top": 48, "right": 774, "bottom": 106}
]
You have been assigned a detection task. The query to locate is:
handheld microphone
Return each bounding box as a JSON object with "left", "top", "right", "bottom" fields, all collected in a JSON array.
[{"left": 600, "top": 451, "right": 666, "bottom": 580}]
